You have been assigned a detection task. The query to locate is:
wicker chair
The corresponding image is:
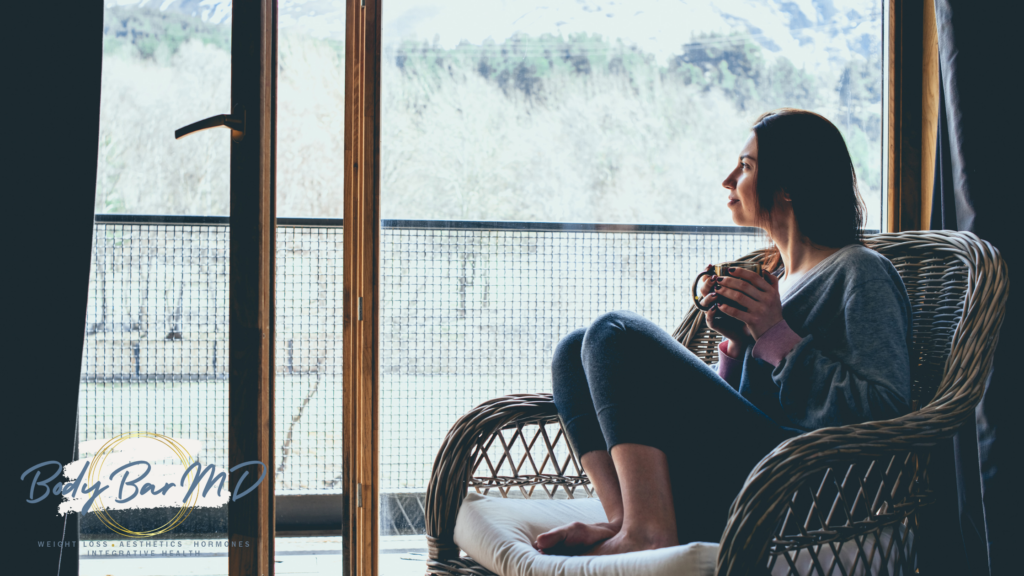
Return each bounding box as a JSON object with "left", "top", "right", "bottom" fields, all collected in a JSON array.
[{"left": 424, "top": 230, "right": 1008, "bottom": 576}]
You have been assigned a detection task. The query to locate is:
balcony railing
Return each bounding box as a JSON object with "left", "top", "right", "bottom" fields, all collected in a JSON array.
[{"left": 80, "top": 214, "right": 764, "bottom": 534}]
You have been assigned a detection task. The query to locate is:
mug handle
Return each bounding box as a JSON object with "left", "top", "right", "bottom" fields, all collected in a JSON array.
[{"left": 691, "top": 269, "right": 714, "bottom": 311}]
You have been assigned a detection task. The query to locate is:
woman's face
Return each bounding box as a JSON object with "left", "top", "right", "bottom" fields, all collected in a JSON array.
[{"left": 722, "top": 133, "right": 760, "bottom": 228}]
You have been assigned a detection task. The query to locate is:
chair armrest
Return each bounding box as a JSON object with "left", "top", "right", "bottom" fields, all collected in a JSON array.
[
  {"left": 716, "top": 405, "right": 967, "bottom": 576},
  {"left": 425, "top": 393, "right": 587, "bottom": 562}
]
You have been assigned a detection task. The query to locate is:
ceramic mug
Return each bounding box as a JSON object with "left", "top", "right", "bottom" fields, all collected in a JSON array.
[{"left": 691, "top": 261, "right": 763, "bottom": 311}]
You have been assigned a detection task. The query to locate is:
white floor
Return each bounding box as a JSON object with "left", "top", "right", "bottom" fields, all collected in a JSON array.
[{"left": 79, "top": 536, "right": 428, "bottom": 576}]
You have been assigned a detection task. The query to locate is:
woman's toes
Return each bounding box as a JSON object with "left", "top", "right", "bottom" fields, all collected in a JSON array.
[
  {"left": 535, "top": 526, "right": 568, "bottom": 550},
  {"left": 536, "top": 521, "right": 620, "bottom": 555}
]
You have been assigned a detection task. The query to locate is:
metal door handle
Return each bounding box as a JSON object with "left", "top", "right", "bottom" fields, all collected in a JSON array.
[{"left": 175, "top": 105, "right": 245, "bottom": 142}]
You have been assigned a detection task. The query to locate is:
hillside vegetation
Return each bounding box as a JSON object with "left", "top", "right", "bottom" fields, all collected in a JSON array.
[{"left": 97, "top": 5, "right": 882, "bottom": 226}]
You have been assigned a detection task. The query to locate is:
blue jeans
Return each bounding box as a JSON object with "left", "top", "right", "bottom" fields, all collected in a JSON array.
[{"left": 552, "top": 310, "right": 799, "bottom": 544}]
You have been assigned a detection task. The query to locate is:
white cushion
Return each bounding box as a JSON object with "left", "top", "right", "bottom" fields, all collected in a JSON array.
[
  {"left": 453, "top": 492, "right": 719, "bottom": 576},
  {"left": 453, "top": 492, "right": 912, "bottom": 576}
]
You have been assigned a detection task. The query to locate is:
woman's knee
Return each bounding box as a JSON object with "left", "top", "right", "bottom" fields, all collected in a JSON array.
[
  {"left": 553, "top": 328, "right": 587, "bottom": 362},
  {"left": 581, "top": 310, "right": 656, "bottom": 360},
  {"left": 551, "top": 328, "right": 587, "bottom": 398},
  {"left": 581, "top": 311, "right": 709, "bottom": 396}
]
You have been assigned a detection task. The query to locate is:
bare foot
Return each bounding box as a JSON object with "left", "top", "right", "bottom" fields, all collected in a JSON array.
[
  {"left": 533, "top": 521, "right": 620, "bottom": 555},
  {"left": 583, "top": 529, "right": 678, "bottom": 556}
]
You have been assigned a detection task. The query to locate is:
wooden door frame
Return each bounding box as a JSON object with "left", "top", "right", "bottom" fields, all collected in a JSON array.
[
  {"left": 226, "top": 1, "right": 386, "bottom": 574},
  {"left": 886, "top": 0, "right": 939, "bottom": 232},
  {"left": 229, "top": 1, "right": 277, "bottom": 575},
  {"left": 343, "top": 1, "right": 383, "bottom": 575}
]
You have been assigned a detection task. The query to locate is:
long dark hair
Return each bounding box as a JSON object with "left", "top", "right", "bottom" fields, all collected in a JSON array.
[{"left": 751, "top": 108, "right": 866, "bottom": 272}]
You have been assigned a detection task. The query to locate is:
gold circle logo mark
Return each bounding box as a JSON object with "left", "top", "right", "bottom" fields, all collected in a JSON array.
[{"left": 86, "top": 432, "right": 200, "bottom": 538}]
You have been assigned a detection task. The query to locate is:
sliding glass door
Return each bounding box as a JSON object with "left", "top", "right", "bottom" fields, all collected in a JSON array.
[
  {"left": 80, "top": 1, "right": 279, "bottom": 574},
  {"left": 80, "top": 3, "right": 234, "bottom": 574}
]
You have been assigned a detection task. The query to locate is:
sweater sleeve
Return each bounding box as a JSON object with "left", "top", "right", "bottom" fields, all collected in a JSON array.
[
  {"left": 752, "top": 320, "right": 804, "bottom": 366},
  {"left": 771, "top": 282, "right": 912, "bottom": 429},
  {"left": 716, "top": 340, "right": 743, "bottom": 389}
]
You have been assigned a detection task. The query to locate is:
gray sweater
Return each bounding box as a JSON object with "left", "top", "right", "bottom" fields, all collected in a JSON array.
[{"left": 724, "top": 244, "right": 913, "bottom": 431}]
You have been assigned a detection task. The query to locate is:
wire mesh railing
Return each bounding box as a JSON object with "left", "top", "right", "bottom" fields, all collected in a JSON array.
[
  {"left": 378, "top": 221, "right": 763, "bottom": 493},
  {"left": 79, "top": 216, "right": 763, "bottom": 500}
]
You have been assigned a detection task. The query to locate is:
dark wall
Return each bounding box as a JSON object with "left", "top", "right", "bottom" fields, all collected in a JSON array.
[{"left": 6, "top": 2, "right": 104, "bottom": 574}]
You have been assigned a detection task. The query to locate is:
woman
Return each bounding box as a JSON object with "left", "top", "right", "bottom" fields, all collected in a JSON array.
[{"left": 534, "top": 108, "right": 913, "bottom": 556}]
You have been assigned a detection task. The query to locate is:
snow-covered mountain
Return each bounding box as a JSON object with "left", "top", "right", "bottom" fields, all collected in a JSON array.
[
  {"left": 105, "top": 0, "right": 233, "bottom": 25},
  {"left": 106, "top": 0, "right": 881, "bottom": 73}
]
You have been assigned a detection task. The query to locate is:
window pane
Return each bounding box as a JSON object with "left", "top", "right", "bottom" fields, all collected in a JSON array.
[
  {"left": 80, "top": 2, "right": 231, "bottom": 573},
  {"left": 277, "top": 2, "right": 347, "bottom": 219},
  {"left": 276, "top": 1, "right": 348, "bottom": 569},
  {"left": 381, "top": 0, "right": 883, "bottom": 229},
  {"left": 94, "top": 2, "right": 231, "bottom": 217},
  {"left": 276, "top": 0, "right": 347, "bottom": 572},
  {"left": 378, "top": 2, "right": 883, "bottom": 572}
]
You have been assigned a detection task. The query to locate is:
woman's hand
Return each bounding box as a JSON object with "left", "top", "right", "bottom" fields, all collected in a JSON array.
[
  {"left": 698, "top": 266, "right": 754, "bottom": 348},
  {"left": 712, "top": 267, "right": 785, "bottom": 340}
]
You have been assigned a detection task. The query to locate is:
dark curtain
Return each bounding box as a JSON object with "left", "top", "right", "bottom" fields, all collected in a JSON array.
[
  {"left": 929, "top": 1, "right": 1022, "bottom": 574},
  {"left": 6, "top": 2, "right": 104, "bottom": 575}
]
